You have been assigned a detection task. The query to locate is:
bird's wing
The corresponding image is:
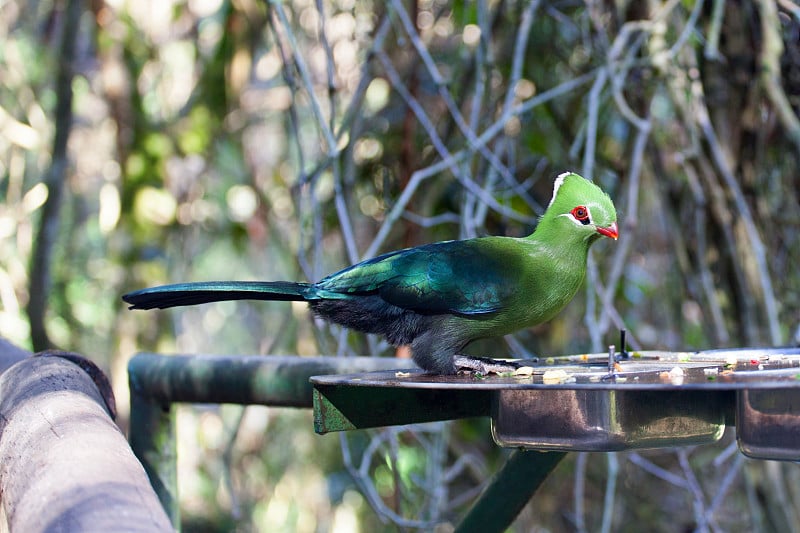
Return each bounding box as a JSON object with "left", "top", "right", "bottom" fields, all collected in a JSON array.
[{"left": 314, "top": 239, "right": 519, "bottom": 316}]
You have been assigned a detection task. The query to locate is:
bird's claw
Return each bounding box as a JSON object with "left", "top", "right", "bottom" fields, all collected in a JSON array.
[{"left": 453, "top": 355, "right": 522, "bottom": 375}]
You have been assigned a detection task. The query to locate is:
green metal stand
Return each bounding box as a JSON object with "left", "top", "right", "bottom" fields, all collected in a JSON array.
[
  {"left": 128, "top": 353, "right": 417, "bottom": 527},
  {"left": 128, "top": 347, "right": 800, "bottom": 531},
  {"left": 455, "top": 449, "right": 566, "bottom": 533},
  {"left": 313, "top": 383, "right": 492, "bottom": 433},
  {"left": 129, "top": 391, "right": 178, "bottom": 526}
]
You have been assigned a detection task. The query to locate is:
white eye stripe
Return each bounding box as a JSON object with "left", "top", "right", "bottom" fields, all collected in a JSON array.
[{"left": 559, "top": 213, "right": 588, "bottom": 226}]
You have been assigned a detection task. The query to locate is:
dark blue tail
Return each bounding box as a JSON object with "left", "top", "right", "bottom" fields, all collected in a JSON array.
[{"left": 123, "top": 281, "right": 312, "bottom": 310}]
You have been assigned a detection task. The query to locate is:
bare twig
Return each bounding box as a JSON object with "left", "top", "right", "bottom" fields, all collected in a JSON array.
[
  {"left": 386, "top": 3, "right": 545, "bottom": 220},
  {"left": 706, "top": 453, "right": 744, "bottom": 520},
  {"left": 682, "top": 160, "right": 730, "bottom": 343},
  {"left": 339, "top": 429, "right": 444, "bottom": 528},
  {"left": 27, "top": 0, "right": 82, "bottom": 351},
  {"left": 755, "top": 0, "right": 800, "bottom": 154},
  {"left": 779, "top": 0, "right": 800, "bottom": 20},
  {"left": 627, "top": 452, "right": 690, "bottom": 489},
  {"left": 677, "top": 449, "right": 711, "bottom": 532},
  {"left": 596, "top": 114, "right": 650, "bottom": 338},
  {"left": 270, "top": 1, "right": 337, "bottom": 153},
  {"left": 704, "top": 0, "right": 726, "bottom": 59},
  {"left": 364, "top": 72, "right": 597, "bottom": 258},
  {"left": 669, "top": 0, "right": 705, "bottom": 58},
  {"left": 581, "top": 68, "right": 607, "bottom": 181},
  {"left": 691, "top": 78, "right": 783, "bottom": 345},
  {"left": 315, "top": 0, "right": 337, "bottom": 133},
  {"left": 600, "top": 453, "right": 619, "bottom": 533},
  {"left": 467, "top": 0, "right": 491, "bottom": 133},
  {"left": 574, "top": 452, "right": 587, "bottom": 533}
]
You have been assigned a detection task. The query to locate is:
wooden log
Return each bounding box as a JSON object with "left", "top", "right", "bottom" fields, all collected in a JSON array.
[{"left": 0, "top": 351, "right": 172, "bottom": 531}]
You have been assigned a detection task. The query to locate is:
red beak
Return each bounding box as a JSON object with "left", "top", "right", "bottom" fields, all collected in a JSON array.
[{"left": 596, "top": 222, "right": 619, "bottom": 240}]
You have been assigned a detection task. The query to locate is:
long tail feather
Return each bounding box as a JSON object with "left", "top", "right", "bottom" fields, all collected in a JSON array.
[{"left": 122, "top": 281, "right": 312, "bottom": 310}]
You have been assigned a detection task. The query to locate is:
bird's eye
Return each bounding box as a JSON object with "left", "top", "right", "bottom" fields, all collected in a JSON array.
[{"left": 570, "top": 205, "right": 591, "bottom": 225}]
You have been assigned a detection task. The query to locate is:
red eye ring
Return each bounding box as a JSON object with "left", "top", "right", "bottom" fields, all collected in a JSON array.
[{"left": 571, "top": 205, "right": 589, "bottom": 221}]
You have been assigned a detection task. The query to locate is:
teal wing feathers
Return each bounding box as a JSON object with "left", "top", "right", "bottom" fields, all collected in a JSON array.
[{"left": 314, "top": 239, "right": 517, "bottom": 316}]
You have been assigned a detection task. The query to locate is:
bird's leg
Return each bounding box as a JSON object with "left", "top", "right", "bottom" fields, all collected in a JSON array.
[{"left": 453, "top": 355, "right": 523, "bottom": 375}]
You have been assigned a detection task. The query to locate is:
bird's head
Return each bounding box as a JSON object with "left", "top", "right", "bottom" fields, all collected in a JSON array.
[{"left": 538, "top": 171, "right": 618, "bottom": 243}]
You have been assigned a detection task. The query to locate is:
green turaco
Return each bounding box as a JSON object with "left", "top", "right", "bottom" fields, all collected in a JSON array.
[{"left": 123, "top": 172, "right": 618, "bottom": 374}]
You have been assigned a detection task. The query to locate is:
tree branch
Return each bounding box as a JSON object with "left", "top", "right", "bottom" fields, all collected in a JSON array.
[{"left": 27, "top": 0, "right": 82, "bottom": 351}]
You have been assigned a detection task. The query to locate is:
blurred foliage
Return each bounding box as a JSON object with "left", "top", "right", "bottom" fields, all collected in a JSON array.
[{"left": 2, "top": 0, "right": 800, "bottom": 530}]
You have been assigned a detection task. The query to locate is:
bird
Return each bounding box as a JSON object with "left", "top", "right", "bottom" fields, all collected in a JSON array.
[{"left": 123, "top": 171, "right": 618, "bottom": 375}]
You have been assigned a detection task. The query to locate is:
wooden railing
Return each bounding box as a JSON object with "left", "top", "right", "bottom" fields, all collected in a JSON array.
[{"left": 0, "top": 340, "right": 172, "bottom": 531}]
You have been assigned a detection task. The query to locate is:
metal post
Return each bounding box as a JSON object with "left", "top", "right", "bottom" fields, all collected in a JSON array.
[
  {"left": 129, "top": 387, "right": 178, "bottom": 528},
  {"left": 128, "top": 353, "right": 417, "bottom": 407},
  {"left": 127, "top": 353, "right": 418, "bottom": 524}
]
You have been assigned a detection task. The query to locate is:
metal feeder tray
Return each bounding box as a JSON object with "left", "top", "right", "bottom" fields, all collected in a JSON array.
[{"left": 311, "top": 347, "right": 800, "bottom": 459}]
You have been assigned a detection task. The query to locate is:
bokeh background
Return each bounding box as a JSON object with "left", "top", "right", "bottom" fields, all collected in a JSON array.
[{"left": 2, "top": 0, "right": 800, "bottom": 530}]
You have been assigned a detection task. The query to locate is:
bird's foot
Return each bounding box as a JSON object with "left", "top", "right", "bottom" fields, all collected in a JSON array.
[{"left": 453, "top": 355, "right": 522, "bottom": 375}]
